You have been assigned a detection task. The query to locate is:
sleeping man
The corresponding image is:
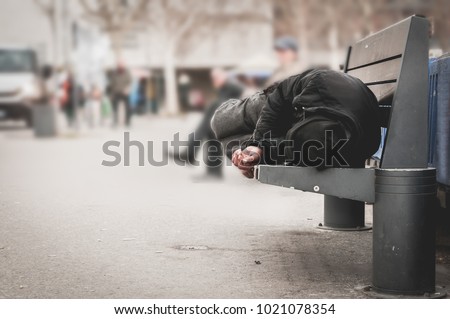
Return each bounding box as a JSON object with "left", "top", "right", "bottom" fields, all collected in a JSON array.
[{"left": 211, "top": 69, "right": 381, "bottom": 178}]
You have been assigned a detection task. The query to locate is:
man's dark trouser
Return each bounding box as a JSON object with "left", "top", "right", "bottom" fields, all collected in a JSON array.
[
  {"left": 112, "top": 93, "right": 131, "bottom": 126},
  {"left": 187, "top": 102, "right": 223, "bottom": 176}
]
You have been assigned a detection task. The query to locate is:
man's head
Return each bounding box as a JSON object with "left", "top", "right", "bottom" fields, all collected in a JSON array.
[
  {"left": 117, "top": 60, "right": 126, "bottom": 71},
  {"left": 210, "top": 68, "right": 228, "bottom": 89},
  {"left": 274, "top": 36, "right": 298, "bottom": 66}
]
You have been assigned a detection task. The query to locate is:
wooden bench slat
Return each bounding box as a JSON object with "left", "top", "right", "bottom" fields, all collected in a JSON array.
[
  {"left": 366, "top": 82, "right": 397, "bottom": 105},
  {"left": 346, "top": 18, "right": 411, "bottom": 70},
  {"left": 347, "top": 58, "right": 402, "bottom": 85}
]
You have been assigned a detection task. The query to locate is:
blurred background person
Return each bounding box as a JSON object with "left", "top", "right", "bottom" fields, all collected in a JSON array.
[
  {"left": 41, "top": 64, "right": 58, "bottom": 107},
  {"left": 146, "top": 76, "right": 159, "bottom": 115},
  {"left": 173, "top": 68, "right": 243, "bottom": 178},
  {"left": 129, "top": 76, "right": 148, "bottom": 115},
  {"left": 100, "top": 88, "right": 113, "bottom": 126},
  {"left": 237, "top": 74, "right": 260, "bottom": 97},
  {"left": 108, "top": 61, "right": 132, "bottom": 127},
  {"left": 178, "top": 73, "right": 191, "bottom": 111},
  {"left": 59, "top": 68, "right": 85, "bottom": 128},
  {"left": 85, "top": 84, "right": 102, "bottom": 128},
  {"left": 136, "top": 76, "right": 148, "bottom": 115},
  {"left": 188, "top": 89, "right": 206, "bottom": 111},
  {"left": 266, "top": 36, "right": 303, "bottom": 85}
]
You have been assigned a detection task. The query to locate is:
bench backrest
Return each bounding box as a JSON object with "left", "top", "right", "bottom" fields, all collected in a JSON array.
[{"left": 343, "top": 16, "right": 429, "bottom": 169}]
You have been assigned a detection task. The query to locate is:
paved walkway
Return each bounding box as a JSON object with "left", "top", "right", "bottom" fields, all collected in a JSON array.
[{"left": 0, "top": 116, "right": 448, "bottom": 298}]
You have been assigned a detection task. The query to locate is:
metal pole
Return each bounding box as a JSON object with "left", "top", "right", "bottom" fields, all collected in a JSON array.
[
  {"left": 319, "top": 162, "right": 371, "bottom": 231},
  {"left": 320, "top": 196, "right": 369, "bottom": 230}
]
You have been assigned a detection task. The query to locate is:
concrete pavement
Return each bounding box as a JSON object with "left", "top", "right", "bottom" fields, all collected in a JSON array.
[{"left": 0, "top": 115, "right": 449, "bottom": 298}]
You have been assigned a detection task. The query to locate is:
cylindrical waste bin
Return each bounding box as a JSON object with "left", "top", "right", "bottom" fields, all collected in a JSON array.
[{"left": 373, "top": 168, "right": 436, "bottom": 295}]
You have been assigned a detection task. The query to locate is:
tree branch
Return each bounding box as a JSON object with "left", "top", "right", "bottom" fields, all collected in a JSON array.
[{"left": 33, "top": 0, "right": 55, "bottom": 17}]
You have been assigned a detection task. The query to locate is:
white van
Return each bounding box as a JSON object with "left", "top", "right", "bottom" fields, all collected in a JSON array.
[{"left": 0, "top": 46, "right": 43, "bottom": 126}]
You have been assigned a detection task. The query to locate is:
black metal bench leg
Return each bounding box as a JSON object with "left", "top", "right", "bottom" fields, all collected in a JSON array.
[
  {"left": 318, "top": 161, "right": 371, "bottom": 231},
  {"left": 318, "top": 195, "right": 371, "bottom": 231}
]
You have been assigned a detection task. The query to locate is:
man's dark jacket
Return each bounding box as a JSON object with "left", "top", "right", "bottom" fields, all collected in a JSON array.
[{"left": 212, "top": 69, "right": 381, "bottom": 166}]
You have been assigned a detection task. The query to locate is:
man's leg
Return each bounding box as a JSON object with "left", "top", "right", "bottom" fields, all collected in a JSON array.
[
  {"left": 123, "top": 94, "right": 132, "bottom": 126},
  {"left": 180, "top": 102, "right": 221, "bottom": 163},
  {"left": 204, "top": 138, "right": 223, "bottom": 177},
  {"left": 111, "top": 95, "right": 119, "bottom": 126}
]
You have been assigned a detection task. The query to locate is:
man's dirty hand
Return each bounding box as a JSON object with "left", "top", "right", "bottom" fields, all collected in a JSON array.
[{"left": 232, "top": 146, "right": 262, "bottom": 178}]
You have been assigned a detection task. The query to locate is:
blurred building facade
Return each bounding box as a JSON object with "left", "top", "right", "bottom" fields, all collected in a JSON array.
[
  {"left": 0, "top": 1, "right": 273, "bottom": 63},
  {"left": 273, "top": 0, "right": 450, "bottom": 69},
  {"left": 0, "top": 0, "right": 274, "bottom": 112},
  {"left": 0, "top": 0, "right": 448, "bottom": 113}
]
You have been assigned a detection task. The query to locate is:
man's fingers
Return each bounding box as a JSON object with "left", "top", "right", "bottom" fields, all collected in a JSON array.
[
  {"left": 232, "top": 150, "right": 237, "bottom": 162},
  {"left": 233, "top": 148, "right": 262, "bottom": 167},
  {"left": 233, "top": 147, "right": 261, "bottom": 178},
  {"left": 242, "top": 154, "right": 257, "bottom": 164},
  {"left": 240, "top": 168, "right": 254, "bottom": 178},
  {"left": 237, "top": 161, "right": 255, "bottom": 170},
  {"left": 232, "top": 149, "right": 242, "bottom": 166}
]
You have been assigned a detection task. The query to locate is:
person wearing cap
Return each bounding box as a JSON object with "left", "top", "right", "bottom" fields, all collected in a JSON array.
[
  {"left": 211, "top": 69, "right": 381, "bottom": 178},
  {"left": 266, "top": 36, "right": 304, "bottom": 85}
]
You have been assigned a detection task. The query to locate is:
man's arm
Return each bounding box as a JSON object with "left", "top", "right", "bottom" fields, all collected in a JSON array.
[
  {"left": 232, "top": 72, "right": 310, "bottom": 177},
  {"left": 254, "top": 70, "right": 314, "bottom": 142},
  {"left": 242, "top": 71, "right": 309, "bottom": 164},
  {"left": 231, "top": 93, "right": 282, "bottom": 177},
  {"left": 232, "top": 70, "right": 317, "bottom": 178}
]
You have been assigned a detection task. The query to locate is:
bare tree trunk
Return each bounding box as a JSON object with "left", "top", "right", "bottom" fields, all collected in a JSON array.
[
  {"left": 298, "top": 0, "right": 310, "bottom": 69},
  {"left": 328, "top": 24, "right": 340, "bottom": 70},
  {"left": 163, "top": 40, "right": 179, "bottom": 115},
  {"left": 34, "top": 0, "right": 60, "bottom": 65},
  {"left": 110, "top": 31, "right": 123, "bottom": 61},
  {"left": 50, "top": 15, "right": 58, "bottom": 66},
  {"left": 326, "top": 5, "right": 340, "bottom": 70}
]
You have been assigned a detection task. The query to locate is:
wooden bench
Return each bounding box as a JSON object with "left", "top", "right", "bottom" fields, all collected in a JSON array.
[{"left": 256, "top": 16, "right": 445, "bottom": 297}]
